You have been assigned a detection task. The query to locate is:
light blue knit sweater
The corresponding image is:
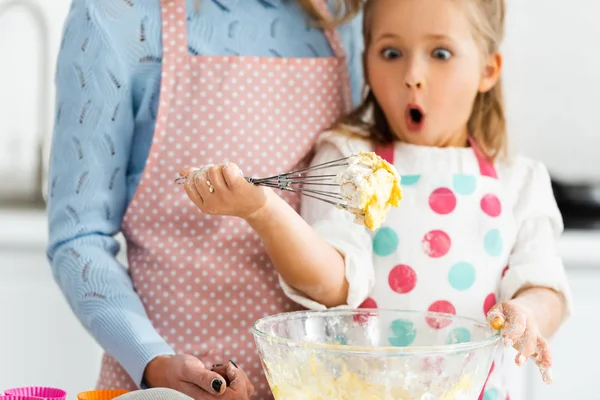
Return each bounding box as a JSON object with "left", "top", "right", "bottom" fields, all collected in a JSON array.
[{"left": 47, "top": 0, "right": 364, "bottom": 387}]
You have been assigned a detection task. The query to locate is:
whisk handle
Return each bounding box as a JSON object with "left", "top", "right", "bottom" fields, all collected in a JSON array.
[{"left": 174, "top": 175, "right": 255, "bottom": 185}]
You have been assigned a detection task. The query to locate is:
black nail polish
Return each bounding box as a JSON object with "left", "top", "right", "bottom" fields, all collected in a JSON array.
[
  {"left": 211, "top": 379, "right": 223, "bottom": 393},
  {"left": 230, "top": 359, "right": 238, "bottom": 368}
]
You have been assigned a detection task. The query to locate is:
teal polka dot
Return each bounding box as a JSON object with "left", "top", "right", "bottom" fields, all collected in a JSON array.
[
  {"left": 483, "top": 388, "right": 500, "bottom": 400},
  {"left": 335, "top": 334, "right": 347, "bottom": 345},
  {"left": 448, "top": 262, "right": 476, "bottom": 291},
  {"left": 453, "top": 174, "right": 477, "bottom": 195},
  {"left": 400, "top": 175, "right": 421, "bottom": 186},
  {"left": 373, "top": 227, "right": 399, "bottom": 257},
  {"left": 388, "top": 318, "right": 416, "bottom": 347},
  {"left": 446, "top": 327, "right": 472, "bottom": 344},
  {"left": 484, "top": 229, "right": 503, "bottom": 257}
]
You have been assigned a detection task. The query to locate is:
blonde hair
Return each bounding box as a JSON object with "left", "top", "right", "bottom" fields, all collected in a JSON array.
[
  {"left": 297, "top": 0, "right": 364, "bottom": 27},
  {"left": 336, "top": 0, "right": 507, "bottom": 160},
  {"left": 193, "top": 0, "right": 362, "bottom": 26}
]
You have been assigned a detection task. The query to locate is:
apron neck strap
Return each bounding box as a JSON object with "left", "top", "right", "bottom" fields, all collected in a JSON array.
[
  {"left": 467, "top": 136, "right": 498, "bottom": 179},
  {"left": 374, "top": 137, "right": 498, "bottom": 179},
  {"left": 160, "top": 0, "right": 354, "bottom": 112},
  {"left": 374, "top": 143, "right": 395, "bottom": 164},
  {"left": 160, "top": 0, "right": 189, "bottom": 54},
  {"left": 309, "top": 0, "right": 353, "bottom": 112}
]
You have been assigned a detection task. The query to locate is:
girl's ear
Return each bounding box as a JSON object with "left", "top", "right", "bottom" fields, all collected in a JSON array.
[{"left": 479, "top": 52, "right": 502, "bottom": 93}]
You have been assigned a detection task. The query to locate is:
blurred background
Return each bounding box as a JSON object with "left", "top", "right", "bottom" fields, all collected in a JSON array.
[{"left": 0, "top": 0, "right": 598, "bottom": 399}]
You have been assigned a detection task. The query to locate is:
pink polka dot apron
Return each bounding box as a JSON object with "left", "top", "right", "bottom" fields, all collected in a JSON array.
[
  {"left": 95, "top": 1, "right": 352, "bottom": 398},
  {"left": 363, "top": 139, "right": 516, "bottom": 400}
]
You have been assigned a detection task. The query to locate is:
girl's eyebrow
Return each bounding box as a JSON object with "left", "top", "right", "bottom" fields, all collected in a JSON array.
[
  {"left": 373, "top": 32, "right": 453, "bottom": 41},
  {"left": 426, "top": 33, "right": 453, "bottom": 41}
]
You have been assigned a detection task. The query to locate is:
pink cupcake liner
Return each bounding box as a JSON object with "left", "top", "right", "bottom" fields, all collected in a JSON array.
[
  {"left": 0, "top": 396, "right": 46, "bottom": 400},
  {"left": 4, "top": 387, "right": 66, "bottom": 400}
]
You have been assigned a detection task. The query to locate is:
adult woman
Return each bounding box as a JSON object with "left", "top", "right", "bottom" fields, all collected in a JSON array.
[{"left": 47, "top": 0, "right": 363, "bottom": 399}]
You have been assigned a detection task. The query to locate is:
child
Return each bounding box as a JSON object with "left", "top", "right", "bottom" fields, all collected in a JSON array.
[{"left": 180, "top": 0, "right": 571, "bottom": 397}]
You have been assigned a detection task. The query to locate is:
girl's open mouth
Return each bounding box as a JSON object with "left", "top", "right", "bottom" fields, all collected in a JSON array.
[{"left": 405, "top": 105, "right": 425, "bottom": 132}]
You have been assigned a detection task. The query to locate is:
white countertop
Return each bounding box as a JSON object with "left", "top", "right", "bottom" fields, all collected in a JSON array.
[{"left": 1, "top": 208, "right": 599, "bottom": 268}]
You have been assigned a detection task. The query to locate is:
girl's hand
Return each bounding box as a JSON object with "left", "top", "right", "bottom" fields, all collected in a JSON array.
[
  {"left": 180, "top": 163, "right": 272, "bottom": 220},
  {"left": 487, "top": 301, "right": 553, "bottom": 384}
]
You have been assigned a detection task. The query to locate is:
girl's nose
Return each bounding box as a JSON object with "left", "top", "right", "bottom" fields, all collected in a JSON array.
[{"left": 405, "top": 80, "right": 423, "bottom": 89}]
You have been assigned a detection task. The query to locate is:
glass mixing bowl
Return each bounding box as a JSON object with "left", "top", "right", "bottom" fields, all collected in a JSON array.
[{"left": 251, "top": 309, "right": 501, "bottom": 400}]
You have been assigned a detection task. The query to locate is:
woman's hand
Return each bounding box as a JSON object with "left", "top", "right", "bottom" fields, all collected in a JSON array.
[
  {"left": 180, "top": 163, "right": 272, "bottom": 220},
  {"left": 487, "top": 301, "right": 553, "bottom": 384},
  {"left": 144, "top": 355, "right": 254, "bottom": 399},
  {"left": 212, "top": 362, "right": 255, "bottom": 399}
]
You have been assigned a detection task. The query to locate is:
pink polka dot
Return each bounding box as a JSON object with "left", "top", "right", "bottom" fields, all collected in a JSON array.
[
  {"left": 388, "top": 264, "right": 417, "bottom": 294},
  {"left": 501, "top": 265, "right": 509, "bottom": 278},
  {"left": 359, "top": 297, "right": 378, "bottom": 308},
  {"left": 426, "top": 300, "right": 456, "bottom": 329},
  {"left": 481, "top": 194, "right": 502, "bottom": 217},
  {"left": 354, "top": 297, "right": 377, "bottom": 325},
  {"left": 483, "top": 293, "right": 497, "bottom": 315},
  {"left": 422, "top": 230, "right": 451, "bottom": 258},
  {"left": 429, "top": 188, "right": 457, "bottom": 215}
]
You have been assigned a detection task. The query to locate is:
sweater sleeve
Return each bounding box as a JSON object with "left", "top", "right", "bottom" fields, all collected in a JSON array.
[
  {"left": 501, "top": 159, "right": 573, "bottom": 317},
  {"left": 47, "top": 0, "right": 173, "bottom": 387},
  {"left": 279, "top": 134, "right": 375, "bottom": 309}
]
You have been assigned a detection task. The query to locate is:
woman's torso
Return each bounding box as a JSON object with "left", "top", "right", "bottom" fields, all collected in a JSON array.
[
  {"left": 91, "top": 1, "right": 363, "bottom": 398},
  {"left": 55, "top": 0, "right": 363, "bottom": 203}
]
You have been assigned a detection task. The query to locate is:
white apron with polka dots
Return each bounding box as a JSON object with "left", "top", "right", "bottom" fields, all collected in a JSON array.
[
  {"left": 95, "top": 1, "right": 353, "bottom": 398},
  {"left": 358, "top": 140, "right": 517, "bottom": 400}
]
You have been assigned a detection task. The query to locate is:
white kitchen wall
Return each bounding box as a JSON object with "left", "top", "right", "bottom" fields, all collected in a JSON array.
[
  {"left": 0, "top": 0, "right": 71, "bottom": 202},
  {"left": 502, "top": 0, "right": 600, "bottom": 183}
]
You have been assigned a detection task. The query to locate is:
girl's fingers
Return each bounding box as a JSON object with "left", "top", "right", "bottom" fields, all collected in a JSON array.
[{"left": 183, "top": 169, "right": 204, "bottom": 208}]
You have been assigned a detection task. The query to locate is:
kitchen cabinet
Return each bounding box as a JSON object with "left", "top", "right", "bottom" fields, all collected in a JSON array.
[
  {"left": 525, "top": 267, "right": 600, "bottom": 400},
  {"left": 505, "top": 234, "right": 600, "bottom": 400},
  {"left": 0, "top": 211, "right": 103, "bottom": 397},
  {"left": 0, "top": 247, "right": 103, "bottom": 396}
]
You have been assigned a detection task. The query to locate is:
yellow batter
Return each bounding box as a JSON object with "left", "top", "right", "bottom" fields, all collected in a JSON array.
[
  {"left": 267, "top": 355, "right": 472, "bottom": 400},
  {"left": 337, "top": 151, "right": 402, "bottom": 230}
]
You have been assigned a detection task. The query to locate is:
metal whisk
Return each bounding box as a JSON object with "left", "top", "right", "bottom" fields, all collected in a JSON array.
[{"left": 174, "top": 156, "right": 352, "bottom": 209}]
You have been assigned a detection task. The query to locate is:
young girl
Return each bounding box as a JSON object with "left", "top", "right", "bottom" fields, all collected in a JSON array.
[{"left": 180, "top": 0, "right": 571, "bottom": 397}]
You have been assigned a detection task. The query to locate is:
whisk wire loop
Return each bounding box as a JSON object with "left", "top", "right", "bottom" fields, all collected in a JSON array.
[{"left": 175, "top": 156, "right": 353, "bottom": 209}]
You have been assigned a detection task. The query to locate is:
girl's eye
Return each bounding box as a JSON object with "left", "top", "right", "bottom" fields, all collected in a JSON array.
[
  {"left": 432, "top": 48, "right": 452, "bottom": 60},
  {"left": 381, "top": 48, "right": 402, "bottom": 60}
]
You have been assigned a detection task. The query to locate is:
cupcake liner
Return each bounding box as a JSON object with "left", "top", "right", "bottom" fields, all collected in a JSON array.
[
  {"left": 4, "top": 387, "right": 66, "bottom": 400},
  {"left": 77, "top": 390, "right": 130, "bottom": 400},
  {"left": 0, "top": 396, "right": 46, "bottom": 400}
]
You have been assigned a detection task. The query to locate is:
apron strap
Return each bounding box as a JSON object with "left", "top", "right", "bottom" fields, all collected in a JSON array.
[
  {"left": 160, "top": 0, "right": 354, "bottom": 112},
  {"left": 160, "top": 0, "right": 188, "bottom": 54},
  {"left": 375, "top": 137, "right": 498, "bottom": 179},
  {"left": 467, "top": 136, "right": 498, "bottom": 179},
  {"left": 374, "top": 143, "right": 395, "bottom": 164},
  {"left": 309, "top": 0, "right": 354, "bottom": 113}
]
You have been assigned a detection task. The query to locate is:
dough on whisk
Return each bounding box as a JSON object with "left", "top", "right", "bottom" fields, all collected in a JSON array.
[{"left": 335, "top": 151, "right": 402, "bottom": 230}]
